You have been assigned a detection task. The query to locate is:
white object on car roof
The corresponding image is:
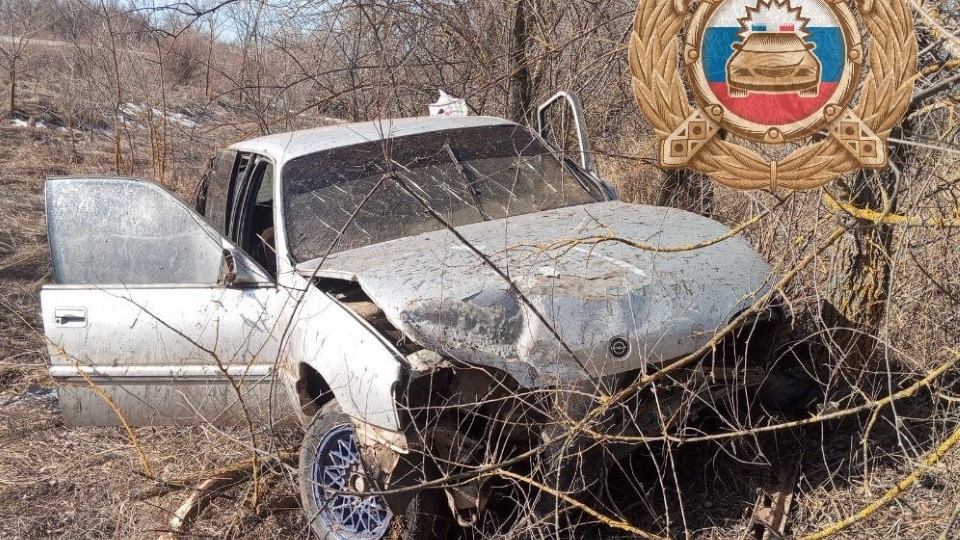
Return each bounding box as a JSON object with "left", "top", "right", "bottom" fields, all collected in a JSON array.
[{"left": 428, "top": 89, "right": 468, "bottom": 117}]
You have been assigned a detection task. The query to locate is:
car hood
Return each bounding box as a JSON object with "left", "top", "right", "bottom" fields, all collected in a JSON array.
[
  {"left": 297, "top": 201, "right": 775, "bottom": 387},
  {"left": 739, "top": 49, "right": 808, "bottom": 66}
]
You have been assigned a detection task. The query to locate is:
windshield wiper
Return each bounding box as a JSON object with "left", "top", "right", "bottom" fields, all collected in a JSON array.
[{"left": 444, "top": 143, "right": 490, "bottom": 220}]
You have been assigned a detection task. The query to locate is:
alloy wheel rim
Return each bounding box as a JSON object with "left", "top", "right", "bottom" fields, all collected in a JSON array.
[{"left": 311, "top": 424, "right": 393, "bottom": 540}]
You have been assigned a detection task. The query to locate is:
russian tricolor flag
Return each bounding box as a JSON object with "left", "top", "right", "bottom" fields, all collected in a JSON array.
[{"left": 700, "top": 0, "right": 845, "bottom": 125}]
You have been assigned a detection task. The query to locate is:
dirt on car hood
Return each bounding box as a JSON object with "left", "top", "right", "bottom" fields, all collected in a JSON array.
[{"left": 297, "top": 201, "right": 775, "bottom": 387}]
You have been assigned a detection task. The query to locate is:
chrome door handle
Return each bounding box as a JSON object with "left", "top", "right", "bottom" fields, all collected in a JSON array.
[{"left": 54, "top": 307, "right": 87, "bottom": 327}]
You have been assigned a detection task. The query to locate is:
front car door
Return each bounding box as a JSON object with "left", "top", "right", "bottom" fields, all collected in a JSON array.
[{"left": 42, "top": 177, "right": 291, "bottom": 426}]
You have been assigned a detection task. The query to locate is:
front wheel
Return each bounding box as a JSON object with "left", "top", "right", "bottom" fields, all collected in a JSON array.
[{"left": 299, "top": 401, "right": 447, "bottom": 540}]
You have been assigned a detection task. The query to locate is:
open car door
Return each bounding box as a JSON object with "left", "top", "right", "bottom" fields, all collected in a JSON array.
[
  {"left": 537, "top": 91, "right": 595, "bottom": 175},
  {"left": 41, "top": 177, "right": 290, "bottom": 426},
  {"left": 537, "top": 91, "right": 616, "bottom": 199}
]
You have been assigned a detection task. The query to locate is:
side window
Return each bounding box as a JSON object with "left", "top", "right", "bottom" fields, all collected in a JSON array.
[
  {"left": 203, "top": 149, "right": 240, "bottom": 235},
  {"left": 199, "top": 150, "right": 275, "bottom": 279},
  {"left": 193, "top": 157, "right": 211, "bottom": 216},
  {"left": 224, "top": 153, "right": 253, "bottom": 238},
  {"left": 228, "top": 157, "right": 277, "bottom": 279},
  {"left": 47, "top": 178, "right": 223, "bottom": 285}
]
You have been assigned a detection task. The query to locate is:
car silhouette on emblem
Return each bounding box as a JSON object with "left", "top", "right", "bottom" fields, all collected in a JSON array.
[{"left": 726, "top": 32, "right": 822, "bottom": 97}]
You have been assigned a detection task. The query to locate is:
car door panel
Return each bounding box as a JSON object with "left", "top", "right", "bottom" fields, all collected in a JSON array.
[
  {"left": 43, "top": 285, "right": 288, "bottom": 425},
  {"left": 42, "top": 176, "right": 292, "bottom": 426}
]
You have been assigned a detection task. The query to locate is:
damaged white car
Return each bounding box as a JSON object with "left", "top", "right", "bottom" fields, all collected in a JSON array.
[{"left": 42, "top": 94, "right": 815, "bottom": 538}]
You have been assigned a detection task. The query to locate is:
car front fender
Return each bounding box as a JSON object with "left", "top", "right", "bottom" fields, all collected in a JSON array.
[{"left": 282, "top": 282, "right": 404, "bottom": 432}]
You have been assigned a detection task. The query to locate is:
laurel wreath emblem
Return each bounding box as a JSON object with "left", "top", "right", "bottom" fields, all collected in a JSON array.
[{"left": 629, "top": 0, "right": 917, "bottom": 191}]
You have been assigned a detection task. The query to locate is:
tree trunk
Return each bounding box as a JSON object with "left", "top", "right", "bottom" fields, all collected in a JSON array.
[
  {"left": 508, "top": 0, "right": 535, "bottom": 124},
  {"left": 205, "top": 30, "right": 214, "bottom": 101},
  {"left": 822, "top": 170, "right": 896, "bottom": 369},
  {"left": 8, "top": 58, "right": 15, "bottom": 115}
]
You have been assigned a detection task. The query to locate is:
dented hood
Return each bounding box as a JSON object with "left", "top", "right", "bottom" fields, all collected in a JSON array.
[{"left": 297, "top": 201, "right": 775, "bottom": 387}]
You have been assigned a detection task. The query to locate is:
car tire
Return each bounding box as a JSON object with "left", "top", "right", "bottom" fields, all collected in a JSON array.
[{"left": 299, "top": 400, "right": 448, "bottom": 540}]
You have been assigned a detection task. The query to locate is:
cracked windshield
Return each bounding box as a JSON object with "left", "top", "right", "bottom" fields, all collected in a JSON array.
[{"left": 282, "top": 125, "right": 600, "bottom": 261}]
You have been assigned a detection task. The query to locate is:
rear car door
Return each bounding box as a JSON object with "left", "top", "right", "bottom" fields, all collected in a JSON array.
[{"left": 41, "top": 176, "right": 290, "bottom": 426}]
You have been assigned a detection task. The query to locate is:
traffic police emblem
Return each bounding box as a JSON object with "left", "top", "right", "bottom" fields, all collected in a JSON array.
[{"left": 630, "top": 0, "right": 916, "bottom": 190}]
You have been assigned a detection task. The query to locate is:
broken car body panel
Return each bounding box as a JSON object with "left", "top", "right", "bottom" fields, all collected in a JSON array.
[
  {"left": 280, "top": 280, "right": 406, "bottom": 431},
  {"left": 298, "top": 201, "right": 773, "bottom": 387}
]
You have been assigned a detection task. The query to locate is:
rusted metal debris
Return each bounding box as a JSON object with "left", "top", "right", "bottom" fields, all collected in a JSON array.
[{"left": 748, "top": 458, "right": 801, "bottom": 540}]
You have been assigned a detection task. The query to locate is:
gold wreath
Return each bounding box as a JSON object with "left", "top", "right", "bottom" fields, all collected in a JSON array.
[{"left": 629, "top": 0, "right": 917, "bottom": 191}]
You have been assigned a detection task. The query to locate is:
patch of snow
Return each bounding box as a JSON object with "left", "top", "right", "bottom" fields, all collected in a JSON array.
[
  {"left": 167, "top": 111, "right": 197, "bottom": 128},
  {"left": 11, "top": 118, "right": 28, "bottom": 127},
  {"left": 56, "top": 125, "right": 84, "bottom": 136},
  {"left": 120, "top": 102, "right": 144, "bottom": 116}
]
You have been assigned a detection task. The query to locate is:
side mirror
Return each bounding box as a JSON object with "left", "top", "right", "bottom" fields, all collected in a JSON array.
[{"left": 218, "top": 248, "right": 270, "bottom": 288}]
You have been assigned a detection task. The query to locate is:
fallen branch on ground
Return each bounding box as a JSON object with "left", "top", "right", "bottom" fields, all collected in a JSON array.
[{"left": 150, "top": 450, "right": 297, "bottom": 540}]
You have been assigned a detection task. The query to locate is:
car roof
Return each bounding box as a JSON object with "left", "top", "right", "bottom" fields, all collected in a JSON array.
[{"left": 228, "top": 116, "right": 518, "bottom": 165}]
